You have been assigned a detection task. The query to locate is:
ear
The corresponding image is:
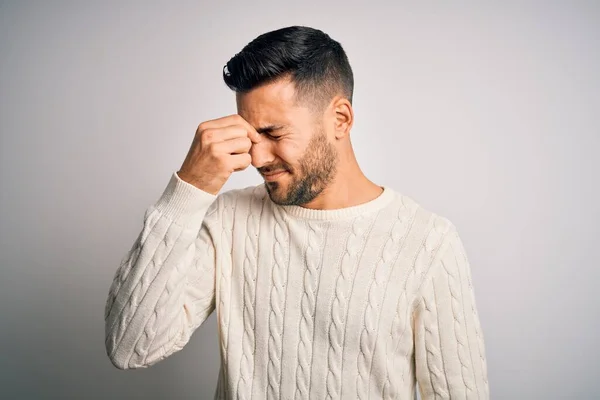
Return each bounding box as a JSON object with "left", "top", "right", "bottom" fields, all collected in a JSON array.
[{"left": 332, "top": 96, "right": 353, "bottom": 139}]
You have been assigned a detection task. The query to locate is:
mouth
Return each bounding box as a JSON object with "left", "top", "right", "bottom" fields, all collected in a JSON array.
[{"left": 262, "top": 170, "right": 287, "bottom": 181}]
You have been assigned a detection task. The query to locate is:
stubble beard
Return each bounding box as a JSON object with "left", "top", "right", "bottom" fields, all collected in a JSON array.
[{"left": 265, "top": 130, "right": 338, "bottom": 206}]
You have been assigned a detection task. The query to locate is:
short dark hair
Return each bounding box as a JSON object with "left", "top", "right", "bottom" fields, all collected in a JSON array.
[{"left": 223, "top": 25, "right": 354, "bottom": 112}]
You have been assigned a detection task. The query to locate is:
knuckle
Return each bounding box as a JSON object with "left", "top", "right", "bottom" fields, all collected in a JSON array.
[
  {"left": 197, "top": 121, "right": 208, "bottom": 133},
  {"left": 201, "top": 128, "right": 215, "bottom": 143},
  {"left": 205, "top": 142, "right": 219, "bottom": 157}
]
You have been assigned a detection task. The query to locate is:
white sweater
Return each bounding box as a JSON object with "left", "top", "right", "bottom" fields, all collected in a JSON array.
[{"left": 104, "top": 171, "right": 490, "bottom": 399}]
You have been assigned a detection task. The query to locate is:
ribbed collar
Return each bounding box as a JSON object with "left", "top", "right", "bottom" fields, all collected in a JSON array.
[{"left": 275, "top": 186, "right": 395, "bottom": 221}]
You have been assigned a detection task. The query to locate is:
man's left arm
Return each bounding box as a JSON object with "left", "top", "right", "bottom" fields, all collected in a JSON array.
[{"left": 413, "top": 224, "right": 490, "bottom": 399}]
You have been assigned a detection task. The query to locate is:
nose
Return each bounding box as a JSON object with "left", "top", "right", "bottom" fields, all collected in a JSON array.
[{"left": 250, "top": 139, "right": 275, "bottom": 169}]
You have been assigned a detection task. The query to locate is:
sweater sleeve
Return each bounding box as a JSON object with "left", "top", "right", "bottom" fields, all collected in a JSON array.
[
  {"left": 413, "top": 224, "right": 489, "bottom": 399},
  {"left": 104, "top": 171, "right": 221, "bottom": 370}
]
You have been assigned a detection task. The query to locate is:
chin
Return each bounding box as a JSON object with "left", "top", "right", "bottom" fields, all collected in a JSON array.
[{"left": 264, "top": 182, "right": 288, "bottom": 205}]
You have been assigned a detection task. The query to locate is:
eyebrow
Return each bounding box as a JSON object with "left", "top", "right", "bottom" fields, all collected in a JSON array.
[{"left": 256, "top": 124, "right": 286, "bottom": 134}]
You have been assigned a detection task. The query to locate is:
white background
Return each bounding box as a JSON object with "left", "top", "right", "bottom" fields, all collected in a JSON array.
[{"left": 1, "top": 1, "right": 598, "bottom": 398}]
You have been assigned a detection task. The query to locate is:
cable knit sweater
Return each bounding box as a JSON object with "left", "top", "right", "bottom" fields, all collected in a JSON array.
[{"left": 104, "top": 171, "right": 489, "bottom": 399}]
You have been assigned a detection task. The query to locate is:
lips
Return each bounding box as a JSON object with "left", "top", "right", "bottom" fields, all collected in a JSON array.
[{"left": 263, "top": 171, "right": 286, "bottom": 181}]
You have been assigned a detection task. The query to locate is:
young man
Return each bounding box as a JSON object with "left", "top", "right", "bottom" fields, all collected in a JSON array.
[{"left": 104, "top": 25, "right": 489, "bottom": 399}]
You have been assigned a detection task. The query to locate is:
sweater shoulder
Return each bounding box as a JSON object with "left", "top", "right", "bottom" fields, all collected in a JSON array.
[
  {"left": 388, "top": 188, "right": 456, "bottom": 233},
  {"left": 386, "top": 189, "right": 458, "bottom": 260},
  {"left": 216, "top": 183, "right": 268, "bottom": 211},
  {"left": 388, "top": 190, "right": 460, "bottom": 296}
]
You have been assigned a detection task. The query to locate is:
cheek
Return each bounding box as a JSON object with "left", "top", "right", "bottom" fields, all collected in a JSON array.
[{"left": 275, "top": 141, "right": 303, "bottom": 169}]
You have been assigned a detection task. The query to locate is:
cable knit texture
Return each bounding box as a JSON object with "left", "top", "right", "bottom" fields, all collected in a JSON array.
[{"left": 105, "top": 171, "right": 490, "bottom": 399}]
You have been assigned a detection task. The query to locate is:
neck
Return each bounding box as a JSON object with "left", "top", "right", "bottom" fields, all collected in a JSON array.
[{"left": 299, "top": 159, "right": 382, "bottom": 211}]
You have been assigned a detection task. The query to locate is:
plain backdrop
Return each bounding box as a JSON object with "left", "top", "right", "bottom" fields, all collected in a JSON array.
[{"left": 1, "top": 1, "right": 599, "bottom": 399}]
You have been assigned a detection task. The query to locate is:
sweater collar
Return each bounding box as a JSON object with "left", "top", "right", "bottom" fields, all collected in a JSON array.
[{"left": 274, "top": 185, "right": 395, "bottom": 221}]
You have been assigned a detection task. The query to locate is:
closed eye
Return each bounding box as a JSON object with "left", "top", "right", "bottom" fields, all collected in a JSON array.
[
  {"left": 256, "top": 124, "right": 286, "bottom": 140},
  {"left": 265, "top": 133, "right": 283, "bottom": 140}
]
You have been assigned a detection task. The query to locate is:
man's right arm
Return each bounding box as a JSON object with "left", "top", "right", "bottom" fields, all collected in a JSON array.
[{"left": 104, "top": 171, "right": 220, "bottom": 370}]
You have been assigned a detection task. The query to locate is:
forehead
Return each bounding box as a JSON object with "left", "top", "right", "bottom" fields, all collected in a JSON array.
[{"left": 236, "top": 78, "right": 301, "bottom": 126}]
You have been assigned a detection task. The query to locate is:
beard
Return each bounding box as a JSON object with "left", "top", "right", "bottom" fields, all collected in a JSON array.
[{"left": 263, "top": 129, "right": 338, "bottom": 206}]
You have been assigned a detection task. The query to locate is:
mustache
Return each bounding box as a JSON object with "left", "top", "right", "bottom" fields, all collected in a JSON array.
[{"left": 258, "top": 165, "right": 291, "bottom": 174}]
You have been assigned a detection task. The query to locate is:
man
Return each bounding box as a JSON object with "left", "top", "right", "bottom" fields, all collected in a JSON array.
[{"left": 104, "top": 25, "right": 489, "bottom": 399}]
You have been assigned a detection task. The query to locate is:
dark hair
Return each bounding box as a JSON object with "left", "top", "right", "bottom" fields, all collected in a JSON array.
[{"left": 223, "top": 25, "right": 354, "bottom": 112}]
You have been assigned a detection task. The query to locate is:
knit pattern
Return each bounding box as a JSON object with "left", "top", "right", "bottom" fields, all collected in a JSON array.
[
  {"left": 326, "top": 215, "right": 372, "bottom": 400},
  {"left": 383, "top": 213, "right": 449, "bottom": 398},
  {"left": 104, "top": 234, "right": 141, "bottom": 322},
  {"left": 139, "top": 225, "right": 218, "bottom": 366},
  {"left": 104, "top": 208, "right": 161, "bottom": 354},
  {"left": 106, "top": 212, "right": 189, "bottom": 366},
  {"left": 422, "top": 284, "right": 449, "bottom": 397},
  {"left": 440, "top": 246, "right": 475, "bottom": 394},
  {"left": 129, "top": 242, "right": 190, "bottom": 366},
  {"left": 473, "top": 305, "right": 489, "bottom": 397},
  {"left": 294, "top": 221, "right": 326, "bottom": 399},
  {"left": 455, "top": 230, "right": 490, "bottom": 398},
  {"left": 236, "top": 187, "right": 264, "bottom": 400},
  {"left": 355, "top": 200, "right": 412, "bottom": 399},
  {"left": 219, "top": 195, "right": 235, "bottom": 399},
  {"left": 267, "top": 205, "right": 289, "bottom": 400},
  {"left": 380, "top": 199, "right": 419, "bottom": 399},
  {"left": 105, "top": 174, "right": 489, "bottom": 399}
]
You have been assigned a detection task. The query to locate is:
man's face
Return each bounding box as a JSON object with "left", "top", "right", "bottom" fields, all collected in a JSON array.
[{"left": 236, "top": 77, "right": 338, "bottom": 206}]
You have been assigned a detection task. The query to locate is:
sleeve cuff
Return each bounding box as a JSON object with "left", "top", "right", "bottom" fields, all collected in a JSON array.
[{"left": 153, "top": 171, "right": 218, "bottom": 224}]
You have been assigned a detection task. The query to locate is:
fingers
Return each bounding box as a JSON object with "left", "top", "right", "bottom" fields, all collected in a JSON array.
[
  {"left": 201, "top": 125, "right": 248, "bottom": 144},
  {"left": 214, "top": 137, "right": 252, "bottom": 155},
  {"left": 230, "top": 153, "right": 253, "bottom": 172},
  {"left": 198, "top": 114, "right": 262, "bottom": 144},
  {"left": 242, "top": 123, "right": 262, "bottom": 144},
  {"left": 200, "top": 114, "right": 243, "bottom": 128}
]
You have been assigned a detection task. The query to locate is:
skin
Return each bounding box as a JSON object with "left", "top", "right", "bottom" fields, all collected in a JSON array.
[{"left": 236, "top": 75, "right": 383, "bottom": 210}]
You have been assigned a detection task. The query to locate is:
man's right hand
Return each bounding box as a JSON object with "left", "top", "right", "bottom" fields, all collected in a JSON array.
[{"left": 177, "top": 114, "right": 262, "bottom": 195}]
